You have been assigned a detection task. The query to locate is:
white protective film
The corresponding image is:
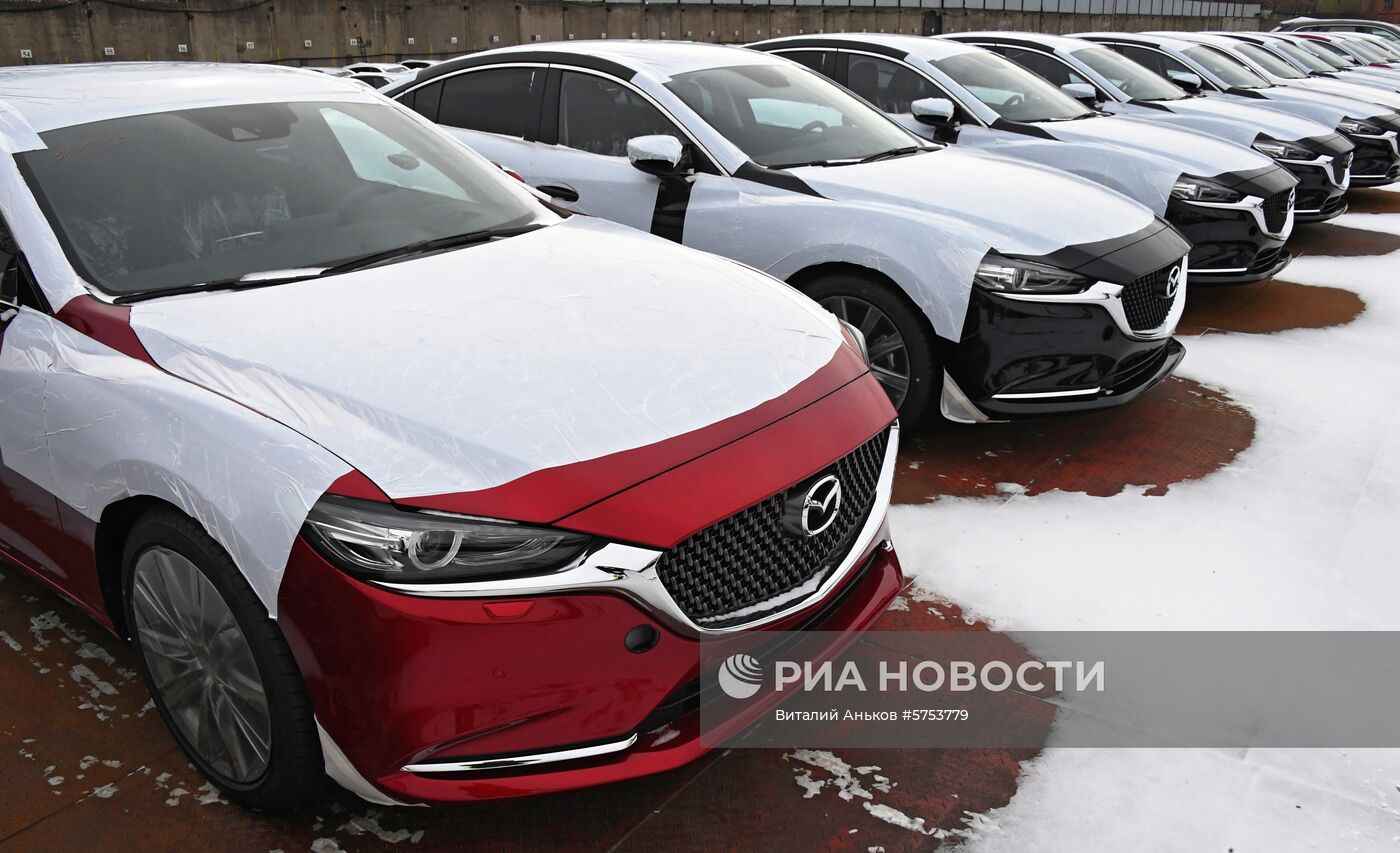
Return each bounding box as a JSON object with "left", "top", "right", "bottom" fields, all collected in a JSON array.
[
  {"left": 130, "top": 216, "right": 844, "bottom": 500},
  {"left": 1103, "top": 95, "right": 1335, "bottom": 147},
  {"left": 961, "top": 114, "right": 1274, "bottom": 215},
  {"left": 0, "top": 309, "right": 350, "bottom": 615}
]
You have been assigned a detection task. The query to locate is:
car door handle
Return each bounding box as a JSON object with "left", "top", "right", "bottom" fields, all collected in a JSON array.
[{"left": 536, "top": 184, "right": 580, "bottom": 203}]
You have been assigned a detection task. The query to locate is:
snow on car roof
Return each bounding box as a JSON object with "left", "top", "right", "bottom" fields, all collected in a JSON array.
[
  {"left": 0, "top": 62, "right": 382, "bottom": 139},
  {"left": 468, "top": 39, "right": 793, "bottom": 78}
]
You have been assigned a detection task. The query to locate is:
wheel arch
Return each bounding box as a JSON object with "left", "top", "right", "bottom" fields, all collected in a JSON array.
[{"left": 93, "top": 494, "right": 193, "bottom": 639}]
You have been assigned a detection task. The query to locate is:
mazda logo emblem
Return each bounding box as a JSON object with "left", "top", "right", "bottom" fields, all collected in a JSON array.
[
  {"left": 1160, "top": 264, "right": 1182, "bottom": 300},
  {"left": 782, "top": 474, "right": 843, "bottom": 538}
]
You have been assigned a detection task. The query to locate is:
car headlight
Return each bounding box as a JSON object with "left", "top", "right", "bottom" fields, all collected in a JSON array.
[
  {"left": 973, "top": 253, "right": 1093, "bottom": 295},
  {"left": 1338, "top": 117, "right": 1384, "bottom": 135},
  {"left": 1252, "top": 137, "right": 1315, "bottom": 160},
  {"left": 838, "top": 319, "right": 872, "bottom": 366},
  {"left": 1170, "top": 176, "right": 1245, "bottom": 204},
  {"left": 302, "top": 495, "right": 592, "bottom": 582}
]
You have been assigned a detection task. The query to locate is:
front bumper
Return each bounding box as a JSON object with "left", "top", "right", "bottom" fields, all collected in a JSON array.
[
  {"left": 1166, "top": 196, "right": 1293, "bottom": 284},
  {"left": 1347, "top": 129, "right": 1400, "bottom": 186},
  {"left": 941, "top": 273, "right": 1187, "bottom": 422},
  {"left": 277, "top": 427, "right": 904, "bottom": 804}
]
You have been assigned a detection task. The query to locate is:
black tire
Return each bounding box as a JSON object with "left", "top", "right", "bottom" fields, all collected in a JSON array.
[
  {"left": 801, "top": 270, "right": 943, "bottom": 426},
  {"left": 122, "top": 506, "right": 324, "bottom": 811}
]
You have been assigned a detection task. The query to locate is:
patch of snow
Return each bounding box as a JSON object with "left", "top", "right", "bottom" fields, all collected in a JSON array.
[{"left": 892, "top": 214, "right": 1400, "bottom": 849}]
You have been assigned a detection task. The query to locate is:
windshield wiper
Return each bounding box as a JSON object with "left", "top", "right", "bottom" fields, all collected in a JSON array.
[
  {"left": 320, "top": 222, "right": 546, "bottom": 276},
  {"left": 114, "top": 223, "right": 547, "bottom": 304},
  {"left": 856, "top": 145, "right": 930, "bottom": 164}
]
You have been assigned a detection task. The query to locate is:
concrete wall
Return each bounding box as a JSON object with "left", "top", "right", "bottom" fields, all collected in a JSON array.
[{"left": 0, "top": 0, "right": 1266, "bottom": 68}]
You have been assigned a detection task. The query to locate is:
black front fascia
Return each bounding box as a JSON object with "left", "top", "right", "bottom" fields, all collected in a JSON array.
[
  {"left": 1002, "top": 220, "right": 1190, "bottom": 286},
  {"left": 1213, "top": 162, "right": 1297, "bottom": 197}
]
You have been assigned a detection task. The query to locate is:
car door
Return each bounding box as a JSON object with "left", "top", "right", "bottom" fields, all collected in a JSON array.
[
  {"left": 842, "top": 52, "right": 971, "bottom": 141},
  {"left": 0, "top": 218, "right": 70, "bottom": 585},
  {"left": 526, "top": 68, "right": 700, "bottom": 231},
  {"left": 407, "top": 65, "right": 549, "bottom": 185}
]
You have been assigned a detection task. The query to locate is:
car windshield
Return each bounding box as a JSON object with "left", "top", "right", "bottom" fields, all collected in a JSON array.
[
  {"left": 1270, "top": 40, "right": 1338, "bottom": 72},
  {"left": 17, "top": 100, "right": 547, "bottom": 298},
  {"left": 934, "top": 51, "right": 1093, "bottom": 122},
  {"left": 1307, "top": 39, "right": 1360, "bottom": 66},
  {"left": 1183, "top": 45, "right": 1271, "bottom": 88},
  {"left": 1346, "top": 39, "right": 1391, "bottom": 61},
  {"left": 1234, "top": 42, "right": 1308, "bottom": 78},
  {"left": 663, "top": 64, "right": 921, "bottom": 168},
  {"left": 1071, "top": 46, "right": 1187, "bottom": 101}
]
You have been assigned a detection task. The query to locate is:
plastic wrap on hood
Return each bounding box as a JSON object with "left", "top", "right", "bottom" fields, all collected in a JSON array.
[
  {"left": 1101, "top": 98, "right": 1334, "bottom": 148},
  {"left": 128, "top": 217, "right": 844, "bottom": 501},
  {"left": 954, "top": 124, "right": 1182, "bottom": 214},
  {"left": 0, "top": 308, "right": 350, "bottom": 616}
]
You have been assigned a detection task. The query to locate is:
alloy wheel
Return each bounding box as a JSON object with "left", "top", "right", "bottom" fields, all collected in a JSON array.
[
  {"left": 131, "top": 547, "right": 272, "bottom": 784},
  {"left": 820, "top": 294, "right": 912, "bottom": 409}
]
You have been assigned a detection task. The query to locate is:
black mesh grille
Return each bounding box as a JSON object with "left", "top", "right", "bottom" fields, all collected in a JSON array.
[
  {"left": 1262, "top": 190, "right": 1292, "bottom": 234},
  {"left": 1119, "top": 262, "right": 1180, "bottom": 333},
  {"left": 655, "top": 429, "right": 889, "bottom": 627}
]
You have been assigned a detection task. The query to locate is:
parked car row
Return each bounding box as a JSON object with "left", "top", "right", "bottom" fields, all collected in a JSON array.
[{"left": 0, "top": 26, "right": 1395, "bottom": 811}]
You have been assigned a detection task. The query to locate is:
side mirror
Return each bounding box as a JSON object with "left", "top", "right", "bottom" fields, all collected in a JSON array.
[
  {"left": 1166, "top": 69, "right": 1203, "bottom": 93},
  {"left": 911, "top": 97, "right": 956, "bottom": 126},
  {"left": 1060, "top": 82, "right": 1100, "bottom": 105},
  {"left": 627, "top": 135, "right": 687, "bottom": 177}
]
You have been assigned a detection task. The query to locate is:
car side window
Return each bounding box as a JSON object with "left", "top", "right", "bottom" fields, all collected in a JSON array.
[
  {"left": 557, "top": 71, "right": 682, "bottom": 157},
  {"left": 405, "top": 80, "right": 443, "bottom": 123},
  {"left": 1000, "top": 47, "right": 1089, "bottom": 88},
  {"left": 846, "top": 55, "right": 944, "bottom": 114},
  {"left": 1116, "top": 46, "right": 1191, "bottom": 80},
  {"left": 0, "top": 217, "right": 45, "bottom": 318},
  {"left": 439, "top": 68, "right": 541, "bottom": 137},
  {"left": 778, "top": 51, "right": 830, "bottom": 75}
]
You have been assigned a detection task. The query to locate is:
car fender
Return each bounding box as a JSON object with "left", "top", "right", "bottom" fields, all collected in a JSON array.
[{"left": 0, "top": 308, "right": 350, "bottom": 617}]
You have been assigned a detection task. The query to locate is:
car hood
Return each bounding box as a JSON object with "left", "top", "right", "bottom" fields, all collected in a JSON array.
[
  {"left": 1151, "top": 96, "right": 1336, "bottom": 142},
  {"left": 1250, "top": 86, "right": 1395, "bottom": 121},
  {"left": 1036, "top": 114, "right": 1275, "bottom": 180},
  {"left": 789, "top": 145, "right": 1158, "bottom": 256},
  {"left": 1288, "top": 77, "right": 1400, "bottom": 110},
  {"left": 128, "top": 216, "right": 862, "bottom": 518}
]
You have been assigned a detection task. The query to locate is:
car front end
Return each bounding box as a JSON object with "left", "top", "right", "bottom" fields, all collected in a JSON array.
[
  {"left": 940, "top": 219, "right": 1189, "bottom": 422},
  {"left": 279, "top": 389, "right": 902, "bottom": 804},
  {"left": 1165, "top": 165, "right": 1296, "bottom": 283}
]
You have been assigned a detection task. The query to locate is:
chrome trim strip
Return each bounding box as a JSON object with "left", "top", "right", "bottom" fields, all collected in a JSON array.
[
  {"left": 1279, "top": 152, "right": 1351, "bottom": 190},
  {"left": 372, "top": 423, "right": 900, "bottom": 639},
  {"left": 992, "top": 387, "right": 1103, "bottom": 400},
  {"left": 991, "top": 257, "right": 1188, "bottom": 342},
  {"left": 403, "top": 734, "right": 639, "bottom": 774}
]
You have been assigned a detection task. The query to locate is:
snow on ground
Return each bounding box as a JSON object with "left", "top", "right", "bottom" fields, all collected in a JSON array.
[{"left": 889, "top": 199, "right": 1400, "bottom": 849}]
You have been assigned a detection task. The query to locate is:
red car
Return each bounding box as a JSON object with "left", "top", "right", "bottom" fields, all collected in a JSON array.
[{"left": 0, "top": 64, "right": 901, "bottom": 807}]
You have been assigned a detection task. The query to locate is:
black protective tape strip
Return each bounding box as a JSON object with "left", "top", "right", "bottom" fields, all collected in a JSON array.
[
  {"left": 733, "top": 161, "right": 824, "bottom": 197},
  {"left": 650, "top": 176, "right": 694, "bottom": 244}
]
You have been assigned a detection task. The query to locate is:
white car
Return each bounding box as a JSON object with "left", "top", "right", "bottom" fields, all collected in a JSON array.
[
  {"left": 0, "top": 60, "right": 904, "bottom": 808},
  {"left": 754, "top": 34, "right": 1297, "bottom": 282},
  {"left": 344, "top": 62, "right": 411, "bottom": 75},
  {"left": 387, "top": 41, "right": 1192, "bottom": 424}
]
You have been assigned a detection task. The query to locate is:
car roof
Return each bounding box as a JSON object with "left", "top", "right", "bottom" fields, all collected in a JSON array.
[
  {"left": 0, "top": 62, "right": 379, "bottom": 137},
  {"left": 1072, "top": 32, "right": 1201, "bottom": 52},
  {"left": 948, "top": 31, "right": 1097, "bottom": 54},
  {"left": 424, "top": 39, "right": 791, "bottom": 81},
  {"left": 757, "top": 33, "right": 981, "bottom": 62}
]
